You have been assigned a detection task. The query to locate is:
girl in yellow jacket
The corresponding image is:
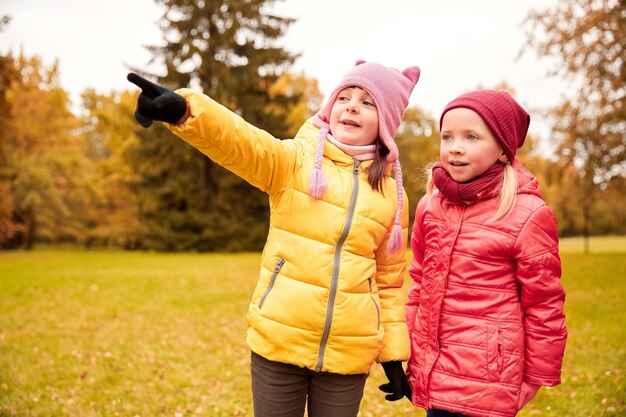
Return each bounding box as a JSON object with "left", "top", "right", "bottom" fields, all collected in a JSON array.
[{"left": 128, "top": 60, "right": 419, "bottom": 417}]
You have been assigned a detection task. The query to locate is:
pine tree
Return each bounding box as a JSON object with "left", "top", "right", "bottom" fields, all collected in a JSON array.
[{"left": 132, "top": 0, "right": 298, "bottom": 251}]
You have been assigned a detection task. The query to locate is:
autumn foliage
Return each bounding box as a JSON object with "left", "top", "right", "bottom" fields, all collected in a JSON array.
[{"left": 0, "top": 0, "right": 624, "bottom": 249}]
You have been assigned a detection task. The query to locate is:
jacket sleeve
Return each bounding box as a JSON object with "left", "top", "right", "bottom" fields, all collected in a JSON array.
[
  {"left": 166, "top": 88, "right": 300, "bottom": 195},
  {"left": 374, "top": 188, "right": 410, "bottom": 363},
  {"left": 406, "top": 196, "right": 428, "bottom": 332},
  {"left": 513, "top": 204, "right": 567, "bottom": 387}
]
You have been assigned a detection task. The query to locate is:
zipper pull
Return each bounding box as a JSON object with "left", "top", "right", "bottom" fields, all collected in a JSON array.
[
  {"left": 275, "top": 258, "right": 285, "bottom": 271},
  {"left": 353, "top": 160, "right": 361, "bottom": 174}
]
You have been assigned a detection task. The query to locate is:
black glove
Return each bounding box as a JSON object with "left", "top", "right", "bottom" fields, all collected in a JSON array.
[
  {"left": 379, "top": 361, "right": 412, "bottom": 401},
  {"left": 126, "top": 73, "right": 188, "bottom": 128}
]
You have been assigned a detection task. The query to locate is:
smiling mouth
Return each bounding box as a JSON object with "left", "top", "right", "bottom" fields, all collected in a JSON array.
[
  {"left": 340, "top": 119, "right": 360, "bottom": 127},
  {"left": 449, "top": 161, "right": 468, "bottom": 167}
]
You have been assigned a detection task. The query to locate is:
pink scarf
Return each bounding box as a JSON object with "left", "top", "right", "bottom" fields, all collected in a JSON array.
[
  {"left": 325, "top": 133, "right": 378, "bottom": 161},
  {"left": 432, "top": 162, "right": 505, "bottom": 202}
]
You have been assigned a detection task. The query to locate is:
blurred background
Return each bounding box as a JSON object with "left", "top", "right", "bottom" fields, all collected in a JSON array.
[{"left": 1, "top": 0, "right": 623, "bottom": 251}]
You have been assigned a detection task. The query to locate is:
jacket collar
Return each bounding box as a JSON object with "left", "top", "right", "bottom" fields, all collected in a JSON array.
[{"left": 298, "top": 119, "right": 374, "bottom": 171}]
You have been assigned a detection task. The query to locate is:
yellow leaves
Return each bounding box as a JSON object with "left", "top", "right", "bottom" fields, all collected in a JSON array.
[{"left": 265, "top": 71, "right": 323, "bottom": 138}]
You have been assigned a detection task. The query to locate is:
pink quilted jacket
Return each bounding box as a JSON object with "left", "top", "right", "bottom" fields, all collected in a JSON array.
[{"left": 406, "top": 164, "right": 567, "bottom": 417}]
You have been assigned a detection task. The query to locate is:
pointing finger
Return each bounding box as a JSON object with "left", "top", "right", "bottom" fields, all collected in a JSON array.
[{"left": 127, "top": 73, "right": 162, "bottom": 99}]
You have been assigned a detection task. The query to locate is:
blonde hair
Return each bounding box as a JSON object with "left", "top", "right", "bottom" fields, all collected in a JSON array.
[{"left": 425, "top": 162, "right": 518, "bottom": 221}]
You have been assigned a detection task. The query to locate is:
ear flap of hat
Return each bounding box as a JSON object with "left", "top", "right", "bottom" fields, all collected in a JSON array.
[
  {"left": 355, "top": 59, "right": 367, "bottom": 66},
  {"left": 402, "top": 67, "right": 420, "bottom": 85}
]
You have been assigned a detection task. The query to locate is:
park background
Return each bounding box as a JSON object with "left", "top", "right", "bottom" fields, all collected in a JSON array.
[{"left": 1, "top": 0, "right": 624, "bottom": 416}]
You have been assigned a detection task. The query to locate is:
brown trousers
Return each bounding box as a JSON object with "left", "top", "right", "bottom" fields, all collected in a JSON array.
[{"left": 250, "top": 352, "right": 368, "bottom": 417}]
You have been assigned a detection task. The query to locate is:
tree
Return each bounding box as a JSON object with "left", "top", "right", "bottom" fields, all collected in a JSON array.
[
  {"left": 0, "top": 16, "right": 17, "bottom": 243},
  {"left": 130, "top": 0, "right": 299, "bottom": 251},
  {"left": 0, "top": 52, "right": 18, "bottom": 243},
  {"left": 1, "top": 53, "right": 93, "bottom": 248},
  {"left": 266, "top": 71, "right": 323, "bottom": 138},
  {"left": 395, "top": 106, "right": 440, "bottom": 226},
  {"left": 81, "top": 89, "right": 146, "bottom": 248},
  {"left": 522, "top": 0, "right": 626, "bottom": 240}
]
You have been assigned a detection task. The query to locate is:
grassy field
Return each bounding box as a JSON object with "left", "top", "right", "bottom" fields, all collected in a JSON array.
[{"left": 0, "top": 236, "right": 624, "bottom": 417}]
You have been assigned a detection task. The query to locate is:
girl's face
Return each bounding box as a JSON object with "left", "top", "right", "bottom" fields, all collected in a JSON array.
[
  {"left": 329, "top": 87, "right": 379, "bottom": 146},
  {"left": 440, "top": 107, "right": 507, "bottom": 182}
]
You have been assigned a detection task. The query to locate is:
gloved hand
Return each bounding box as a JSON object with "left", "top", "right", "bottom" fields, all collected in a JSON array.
[
  {"left": 378, "top": 361, "right": 412, "bottom": 401},
  {"left": 126, "top": 73, "right": 188, "bottom": 127}
]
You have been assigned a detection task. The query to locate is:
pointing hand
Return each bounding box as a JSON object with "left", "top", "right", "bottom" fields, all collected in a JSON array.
[{"left": 127, "top": 73, "right": 188, "bottom": 127}]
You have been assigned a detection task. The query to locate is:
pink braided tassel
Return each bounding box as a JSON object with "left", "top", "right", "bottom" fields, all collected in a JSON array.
[
  {"left": 386, "top": 159, "right": 405, "bottom": 255},
  {"left": 309, "top": 126, "right": 328, "bottom": 199},
  {"left": 309, "top": 168, "right": 328, "bottom": 199},
  {"left": 386, "top": 224, "right": 403, "bottom": 255}
]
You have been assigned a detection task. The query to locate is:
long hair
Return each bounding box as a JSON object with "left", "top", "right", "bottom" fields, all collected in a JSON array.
[
  {"left": 494, "top": 162, "right": 518, "bottom": 220},
  {"left": 367, "top": 139, "right": 390, "bottom": 192},
  {"left": 425, "top": 162, "right": 518, "bottom": 221}
]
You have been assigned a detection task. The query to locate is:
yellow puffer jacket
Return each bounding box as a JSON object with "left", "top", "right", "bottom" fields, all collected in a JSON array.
[{"left": 167, "top": 89, "right": 410, "bottom": 375}]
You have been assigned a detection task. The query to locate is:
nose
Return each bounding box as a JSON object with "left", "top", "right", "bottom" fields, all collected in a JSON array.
[
  {"left": 346, "top": 99, "right": 359, "bottom": 113},
  {"left": 449, "top": 139, "right": 463, "bottom": 154}
]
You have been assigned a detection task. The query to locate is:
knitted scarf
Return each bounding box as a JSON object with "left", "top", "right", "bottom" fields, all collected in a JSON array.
[
  {"left": 432, "top": 162, "right": 505, "bottom": 202},
  {"left": 325, "top": 133, "right": 378, "bottom": 160}
]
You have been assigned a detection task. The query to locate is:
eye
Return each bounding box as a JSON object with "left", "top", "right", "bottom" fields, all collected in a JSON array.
[
  {"left": 466, "top": 134, "right": 478, "bottom": 141},
  {"left": 441, "top": 134, "right": 452, "bottom": 141},
  {"left": 363, "top": 99, "right": 376, "bottom": 107},
  {"left": 337, "top": 95, "right": 349, "bottom": 102}
]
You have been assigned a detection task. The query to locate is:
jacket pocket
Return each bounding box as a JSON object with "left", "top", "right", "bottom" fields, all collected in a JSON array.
[
  {"left": 368, "top": 278, "right": 381, "bottom": 330},
  {"left": 258, "top": 258, "right": 285, "bottom": 309},
  {"left": 486, "top": 323, "right": 504, "bottom": 381}
]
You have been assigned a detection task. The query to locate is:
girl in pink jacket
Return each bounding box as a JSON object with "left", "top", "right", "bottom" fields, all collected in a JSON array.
[{"left": 405, "top": 90, "right": 567, "bottom": 417}]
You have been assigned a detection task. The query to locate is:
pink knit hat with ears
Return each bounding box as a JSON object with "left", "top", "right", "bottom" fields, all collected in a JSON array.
[
  {"left": 439, "top": 90, "right": 530, "bottom": 162},
  {"left": 313, "top": 60, "right": 420, "bottom": 162},
  {"left": 309, "top": 60, "right": 420, "bottom": 255}
]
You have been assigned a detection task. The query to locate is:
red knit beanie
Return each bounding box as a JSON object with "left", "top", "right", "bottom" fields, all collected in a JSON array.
[{"left": 439, "top": 90, "right": 530, "bottom": 162}]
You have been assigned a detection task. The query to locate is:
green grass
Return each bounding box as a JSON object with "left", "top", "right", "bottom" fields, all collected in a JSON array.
[
  {"left": 559, "top": 235, "right": 626, "bottom": 254},
  {"left": 0, "top": 236, "right": 624, "bottom": 416}
]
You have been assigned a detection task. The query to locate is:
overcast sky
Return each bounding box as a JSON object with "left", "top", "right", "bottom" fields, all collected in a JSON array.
[{"left": 2, "top": 0, "right": 567, "bottom": 141}]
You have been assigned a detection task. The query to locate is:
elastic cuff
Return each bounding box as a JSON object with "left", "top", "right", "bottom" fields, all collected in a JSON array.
[{"left": 175, "top": 100, "right": 191, "bottom": 125}]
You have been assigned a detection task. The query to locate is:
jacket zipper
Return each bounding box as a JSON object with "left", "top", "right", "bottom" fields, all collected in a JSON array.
[
  {"left": 258, "top": 258, "right": 285, "bottom": 309},
  {"left": 315, "top": 160, "right": 361, "bottom": 372},
  {"left": 368, "top": 277, "right": 381, "bottom": 330}
]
